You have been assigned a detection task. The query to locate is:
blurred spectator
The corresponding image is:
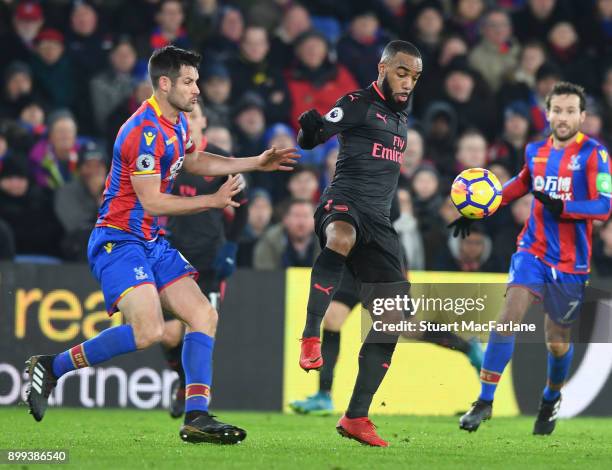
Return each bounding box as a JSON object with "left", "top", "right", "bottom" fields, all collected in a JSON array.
[
  {"left": 0, "top": 156, "right": 63, "bottom": 256},
  {"left": 29, "top": 110, "right": 82, "bottom": 189},
  {"left": 205, "top": 125, "right": 233, "bottom": 154},
  {"left": 413, "top": 34, "right": 468, "bottom": 115},
  {"left": 228, "top": 25, "right": 291, "bottom": 124},
  {"left": 441, "top": 57, "right": 497, "bottom": 139},
  {"left": 497, "top": 40, "right": 547, "bottom": 108},
  {"left": 455, "top": 129, "right": 488, "bottom": 172},
  {"left": 411, "top": 165, "right": 444, "bottom": 236},
  {"left": 409, "top": 1, "right": 445, "bottom": 74},
  {"left": 237, "top": 188, "right": 273, "bottom": 267},
  {"left": 29, "top": 28, "right": 76, "bottom": 109},
  {"left": 337, "top": 10, "right": 391, "bottom": 88},
  {"left": 488, "top": 101, "right": 531, "bottom": 173},
  {"left": 269, "top": 3, "right": 312, "bottom": 66},
  {"left": 54, "top": 142, "right": 106, "bottom": 261},
  {"left": 147, "top": 0, "right": 191, "bottom": 53},
  {"left": 232, "top": 92, "right": 266, "bottom": 157},
  {"left": 0, "top": 1, "right": 44, "bottom": 75},
  {"left": 435, "top": 222, "right": 504, "bottom": 272},
  {"left": 287, "top": 165, "right": 320, "bottom": 203},
  {"left": 592, "top": 218, "right": 612, "bottom": 277},
  {"left": 547, "top": 21, "right": 600, "bottom": 95},
  {"left": 4, "top": 99, "right": 46, "bottom": 154},
  {"left": 67, "top": 1, "right": 112, "bottom": 135},
  {"left": 67, "top": 1, "right": 110, "bottom": 80},
  {"left": 422, "top": 101, "right": 458, "bottom": 173},
  {"left": 200, "top": 62, "right": 232, "bottom": 128},
  {"left": 254, "top": 199, "right": 319, "bottom": 269},
  {"left": 399, "top": 127, "right": 426, "bottom": 187},
  {"left": 90, "top": 37, "right": 138, "bottom": 133},
  {"left": 493, "top": 194, "right": 532, "bottom": 267},
  {"left": 204, "top": 6, "right": 244, "bottom": 62},
  {"left": 0, "top": 61, "right": 38, "bottom": 120},
  {"left": 394, "top": 187, "right": 425, "bottom": 270},
  {"left": 579, "top": 0, "right": 612, "bottom": 57},
  {"left": 421, "top": 196, "right": 455, "bottom": 268},
  {"left": 116, "top": 0, "right": 161, "bottom": 38},
  {"left": 529, "top": 62, "right": 563, "bottom": 135},
  {"left": 582, "top": 97, "right": 606, "bottom": 146},
  {"left": 105, "top": 79, "right": 153, "bottom": 147},
  {"left": 469, "top": 8, "right": 520, "bottom": 93},
  {"left": 448, "top": 0, "right": 486, "bottom": 46},
  {"left": 375, "top": 0, "right": 410, "bottom": 38},
  {"left": 286, "top": 30, "right": 358, "bottom": 129},
  {"left": 487, "top": 161, "right": 512, "bottom": 186},
  {"left": 260, "top": 122, "right": 300, "bottom": 201},
  {"left": 511, "top": 0, "right": 572, "bottom": 43},
  {"left": 186, "top": 0, "right": 224, "bottom": 50}
]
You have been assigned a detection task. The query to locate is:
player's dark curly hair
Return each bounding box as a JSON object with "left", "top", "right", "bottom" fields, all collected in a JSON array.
[
  {"left": 545, "top": 81, "right": 586, "bottom": 112},
  {"left": 380, "top": 40, "right": 421, "bottom": 63},
  {"left": 148, "top": 45, "right": 201, "bottom": 89}
]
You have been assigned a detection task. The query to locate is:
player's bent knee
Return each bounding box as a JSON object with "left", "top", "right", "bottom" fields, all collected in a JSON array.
[
  {"left": 546, "top": 341, "right": 570, "bottom": 357},
  {"left": 325, "top": 222, "right": 356, "bottom": 256},
  {"left": 133, "top": 321, "right": 165, "bottom": 349}
]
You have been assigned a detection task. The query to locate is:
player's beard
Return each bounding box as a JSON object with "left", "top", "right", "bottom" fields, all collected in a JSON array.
[
  {"left": 167, "top": 89, "right": 194, "bottom": 113},
  {"left": 551, "top": 122, "right": 580, "bottom": 142},
  {"left": 381, "top": 76, "right": 411, "bottom": 113}
]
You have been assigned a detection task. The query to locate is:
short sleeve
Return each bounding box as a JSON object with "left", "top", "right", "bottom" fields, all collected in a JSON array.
[
  {"left": 126, "top": 125, "right": 161, "bottom": 177},
  {"left": 319, "top": 92, "right": 369, "bottom": 141}
]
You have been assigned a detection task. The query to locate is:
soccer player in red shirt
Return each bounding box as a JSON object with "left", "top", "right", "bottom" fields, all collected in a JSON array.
[{"left": 25, "top": 46, "right": 298, "bottom": 444}]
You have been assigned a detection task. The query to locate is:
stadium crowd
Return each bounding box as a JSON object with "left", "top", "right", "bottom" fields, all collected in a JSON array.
[{"left": 0, "top": 0, "right": 611, "bottom": 275}]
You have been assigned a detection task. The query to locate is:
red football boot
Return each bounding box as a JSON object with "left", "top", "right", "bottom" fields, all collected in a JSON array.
[
  {"left": 299, "top": 337, "right": 323, "bottom": 371},
  {"left": 336, "top": 414, "right": 389, "bottom": 447}
]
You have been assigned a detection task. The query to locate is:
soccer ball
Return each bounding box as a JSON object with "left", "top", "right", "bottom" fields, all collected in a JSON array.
[{"left": 451, "top": 168, "right": 502, "bottom": 219}]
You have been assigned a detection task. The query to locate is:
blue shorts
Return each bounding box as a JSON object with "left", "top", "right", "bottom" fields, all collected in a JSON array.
[
  {"left": 87, "top": 227, "right": 198, "bottom": 315},
  {"left": 507, "top": 251, "right": 588, "bottom": 326}
]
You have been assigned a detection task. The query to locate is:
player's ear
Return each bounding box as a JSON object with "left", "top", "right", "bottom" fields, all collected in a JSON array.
[
  {"left": 159, "top": 76, "right": 171, "bottom": 93},
  {"left": 377, "top": 61, "right": 385, "bottom": 78}
]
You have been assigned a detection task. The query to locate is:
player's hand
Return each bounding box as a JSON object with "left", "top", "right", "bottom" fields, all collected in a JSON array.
[
  {"left": 257, "top": 146, "right": 300, "bottom": 172},
  {"left": 532, "top": 191, "right": 563, "bottom": 218},
  {"left": 298, "top": 109, "right": 323, "bottom": 135},
  {"left": 213, "top": 241, "right": 238, "bottom": 280},
  {"left": 448, "top": 216, "right": 474, "bottom": 238},
  {"left": 210, "top": 174, "right": 242, "bottom": 208},
  {"left": 235, "top": 173, "right": 247, "bottom": 192}
]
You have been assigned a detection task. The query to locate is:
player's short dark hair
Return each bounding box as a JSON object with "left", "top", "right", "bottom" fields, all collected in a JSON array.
[
  {"left": 380, "top": 40, "right": 421, "bottom": 63},
  {"left": 545, "top": 81, "right": 586, "bottom": 112},
  {"left": 148, "top": 45, "right": 201, "bottom": 89}
]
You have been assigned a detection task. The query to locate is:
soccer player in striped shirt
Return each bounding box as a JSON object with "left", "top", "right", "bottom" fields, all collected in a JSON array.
[
  {"left": 25, "top": 46, "right": 299, "bottom": 444},
  {"left": 450, "top": 82, "right": 612, "bottom": 435}
]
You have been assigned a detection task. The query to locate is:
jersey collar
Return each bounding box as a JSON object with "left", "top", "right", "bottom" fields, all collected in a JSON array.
[
  {"left": 548, "top": 131, "right": 586, "bottom": 149},
  {"left": 146, "top": 95, "right": 180, "bottom": 127},
  {"left": 371, "top": 81, "right": 386, "bottom": 101}
]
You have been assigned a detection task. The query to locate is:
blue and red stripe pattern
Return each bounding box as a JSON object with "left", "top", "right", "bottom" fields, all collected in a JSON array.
[
  {"left": 95, "top": 96, "right": 196, "bottom": 240},
  {"left": 501, "top": 133, "right": 612, "bottom": 273}
]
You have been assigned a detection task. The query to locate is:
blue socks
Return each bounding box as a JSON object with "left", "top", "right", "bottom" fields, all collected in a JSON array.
[
  {"left": 52, "top": 324, "right": 137, "bottom": 378},
  {"left": 543, "top": 344, "right": 574, "bottom": 402},
  {"left": 479, "top": 331, "right": 516, "bottom": 402},
  {"left": 183, "top": 332, "right": 215, "bottom": 413}
]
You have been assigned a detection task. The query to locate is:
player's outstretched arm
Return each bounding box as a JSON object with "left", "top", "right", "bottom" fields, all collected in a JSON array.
[
  {"left": 131, "top": 174, "right": 242, "bottom": 216},
  {"left": 183, "top": 147, "right": 300, "bottom": 176}
]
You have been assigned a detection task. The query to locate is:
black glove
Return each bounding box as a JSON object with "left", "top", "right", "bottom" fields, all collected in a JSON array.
[
  {"left": 448, "top": 216, "right": 474, "bottom": 238},
  {"left": 532, "top": 191, "right": 563, "bottom": 218},
  {"left": 298, "top": 109, "right": 323, "bottom": 135}
]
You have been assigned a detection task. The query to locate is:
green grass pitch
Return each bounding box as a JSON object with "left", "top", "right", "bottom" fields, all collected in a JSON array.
[{"left": 1, "top": 407, "right": 611, "bottom": 469}]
